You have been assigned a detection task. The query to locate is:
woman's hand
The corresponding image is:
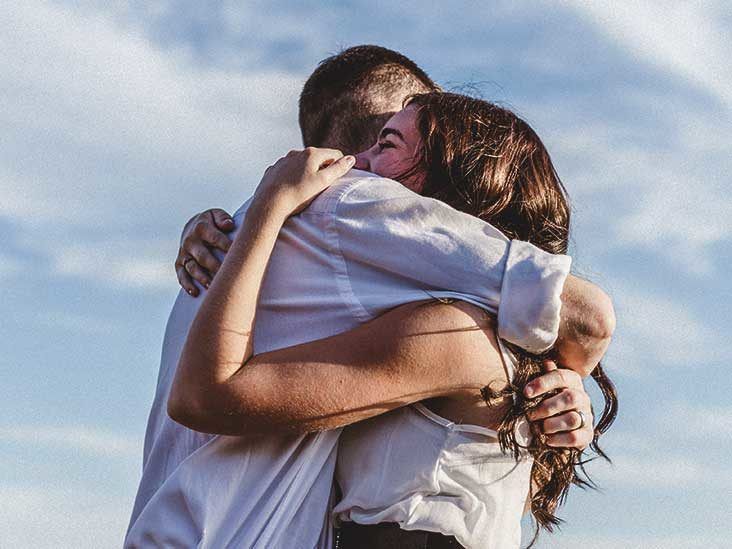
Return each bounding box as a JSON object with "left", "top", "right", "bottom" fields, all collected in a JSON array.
[
  {"left": 252, "top": 147, "right": 355, "bottom": 217},
  {"left": 524, "top": 360, "right": 594, "bottom": 450},
  {"left": 174, "top": 148, "right": 355, "bottom": 295},
  {"left": 169, "top": 148, "right": 355, "bottom": 430},
  {"left": 175, "top": 209, "right": 234, "bottom": 296}
]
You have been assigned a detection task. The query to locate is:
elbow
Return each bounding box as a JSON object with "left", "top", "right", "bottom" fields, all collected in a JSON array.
[
  {"left": 588, "top": 287, "right": 616, "bottom": 342},
  {"left": 557, "top": 282, "right": 616, "bottom": 377},
  {"left": 167, "top": 384, "right": 211, "bottom": 432},
  {"left": 167, "top": 379, "right": 265, "bottom": 436}
]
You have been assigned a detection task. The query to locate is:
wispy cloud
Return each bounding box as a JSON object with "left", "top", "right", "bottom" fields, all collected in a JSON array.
[
  {"left": 0, "top": 424, "right": 139, "bottom": 458},
  {"left": 660, "top": 402, "right": 732, "bottom": 440},
  {"left": 537, "top": 533, "right": 728, "bottom": 549},
  {"left": 567, "top": 1, "right": 732, "bottom": 108},
  {"left": 2, "top": 1, "right": 303, "bottom": 290},
  {"left": 612, "top": 289, "right": 720, "bottom": 368},
  {"left": 2, "top": 1, "right": 302, "bottom": 229},
  {"left": 0, "top": 485, "right": 132, "bottom": 549}
]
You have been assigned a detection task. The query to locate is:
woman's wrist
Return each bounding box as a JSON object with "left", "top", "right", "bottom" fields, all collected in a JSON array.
[{"left": 245, "top": 192, "right": 291, "bottom": 227}]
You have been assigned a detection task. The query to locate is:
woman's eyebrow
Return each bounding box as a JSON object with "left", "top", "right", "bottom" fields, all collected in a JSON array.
[{"left": 379, "top": 127, "right": 405, "bottom": 142}]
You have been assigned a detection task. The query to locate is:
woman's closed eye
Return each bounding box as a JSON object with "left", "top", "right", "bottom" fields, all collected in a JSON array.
[{"left": 377, "top": 140, "right": 396, "bottom": 152}]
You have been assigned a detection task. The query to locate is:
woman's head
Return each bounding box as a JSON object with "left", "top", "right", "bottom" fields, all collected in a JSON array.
[
  {"left": 358, "top": 92, "right": 616, "bottom": 537},
  {"left": 355, "top": 92, "right": 570, "bottom": 256}
]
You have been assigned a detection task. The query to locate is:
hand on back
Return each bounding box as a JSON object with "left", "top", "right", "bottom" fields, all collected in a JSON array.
[{"left": 175, "top": 148, "right": 355, "bottom": 295}]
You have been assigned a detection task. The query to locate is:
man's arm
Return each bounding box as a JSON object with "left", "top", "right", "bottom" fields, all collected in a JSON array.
[
  {"left": 175, "top": 177, "right": 614, "bottom": 376},
  {"left": 554, "top": 275, "right": 616, "bottom": 377}
]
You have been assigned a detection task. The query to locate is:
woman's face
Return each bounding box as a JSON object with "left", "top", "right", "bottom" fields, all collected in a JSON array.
[{"left": 353, "top": 104, "right": 426, "bottom": 193}]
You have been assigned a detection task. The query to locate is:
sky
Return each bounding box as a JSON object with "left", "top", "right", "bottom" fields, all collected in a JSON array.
[{"left": 1, "top": 1, "right": 730, "bottom": 547}]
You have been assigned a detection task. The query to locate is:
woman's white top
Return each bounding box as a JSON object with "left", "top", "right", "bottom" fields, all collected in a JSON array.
[{"left": 335, "top": 339, "right": 532, "bottom": 549}]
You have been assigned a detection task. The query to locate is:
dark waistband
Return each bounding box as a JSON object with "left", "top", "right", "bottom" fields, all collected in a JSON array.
[{"left": 336, "top": 522, "right": 463, "bottom": 549}]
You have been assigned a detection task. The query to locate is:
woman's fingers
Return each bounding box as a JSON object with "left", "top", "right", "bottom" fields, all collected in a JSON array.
[
  {"left": 304, "top": 147, "right": 344, "bottom": 169},
  {"left": 527, "top": 387, "right": 590, "bottom": 421},
  {"left": 318, "top": 154, "right": 356, "bottom": 182}
]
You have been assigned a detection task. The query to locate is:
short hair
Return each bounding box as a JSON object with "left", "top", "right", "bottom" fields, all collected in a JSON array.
[{"left": 298, "top": 45, "right": 439, "bottom": 154}]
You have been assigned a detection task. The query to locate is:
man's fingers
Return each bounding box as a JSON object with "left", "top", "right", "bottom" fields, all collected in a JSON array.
[
  {"left": 525, "top": 368, "right": 582, "bottom": 398},
  {"left": 540, "top": 410, "right": 584, "bottom": 434},
  {"left": 527, "top": 388, "right": 590, "bottom": 421},
  {"left": 184, "top": 258, "right": 212, "bottom": 289},
  {"left": 201, "top": 223, "right": 232, "bottom": 255},
  {"left": 176, "top": 265, "right": 199, "bottom": 297},
  {"left": 183, "top": 240, "right": 221, "bottom": 276},
  {"left": 545, "top": 428, "right": 593, "bottom": 449},
  {"left": 318, "top": 155, "right": 356, "bottom": 182},
  {"left": 210, "top": 209, "right": 235, "bottom": 232}
]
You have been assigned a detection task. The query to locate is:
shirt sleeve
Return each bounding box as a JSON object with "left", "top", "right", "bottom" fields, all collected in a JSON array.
[{"left": 328, "top": 175, "right": 571, "bottom": 354}]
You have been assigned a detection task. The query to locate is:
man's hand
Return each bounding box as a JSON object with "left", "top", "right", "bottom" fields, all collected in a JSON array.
[
  {"left": 525, "top": 360, "right": 594, "bottom": 450},
  {"left": 175, "top": 208, "right": 234, "bottom": 296}
]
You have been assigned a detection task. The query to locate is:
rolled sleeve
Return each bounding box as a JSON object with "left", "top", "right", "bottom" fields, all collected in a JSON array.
[
  {"left": 497, "top": 239, "right": 572, "bottom": 354},
  {"left": 319, "top": 171, "right": 572, "bottom": 354}
]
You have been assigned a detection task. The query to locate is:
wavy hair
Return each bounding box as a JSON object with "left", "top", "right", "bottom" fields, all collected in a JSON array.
[{"left": 407, "top": 92, "right": 618, "bottom": 539}]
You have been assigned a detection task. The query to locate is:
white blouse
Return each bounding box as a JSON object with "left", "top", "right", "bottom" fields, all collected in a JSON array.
[{"left": 335, "top": 340, "right": 532, "bottom": 549}]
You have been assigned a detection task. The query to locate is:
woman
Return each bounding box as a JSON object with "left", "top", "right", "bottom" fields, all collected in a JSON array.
[{"left": 170, "top": 92, "right": 617, "bottom": 547}]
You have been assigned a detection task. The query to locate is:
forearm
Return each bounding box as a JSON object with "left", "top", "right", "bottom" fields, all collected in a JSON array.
[
  {"left": 554, "top": 275, "right": 615, "bottom": 376},
  {"left": 170, "top": 301, "right": 502, "bottom": 436},
  {"left": 169, "top": 198, "right": 287, "bottom": 420}
]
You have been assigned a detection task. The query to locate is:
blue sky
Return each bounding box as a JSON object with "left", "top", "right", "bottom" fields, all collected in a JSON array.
[{"left": 2, "top": 1, "right": 730, "bottom": 547}]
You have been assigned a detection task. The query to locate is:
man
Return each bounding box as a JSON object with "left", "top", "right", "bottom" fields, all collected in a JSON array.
[{"left": 126, "top": 46, "right": 612, "bottom": 548}]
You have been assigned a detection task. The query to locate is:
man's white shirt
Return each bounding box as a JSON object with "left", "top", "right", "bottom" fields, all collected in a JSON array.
[{"left": 124, "top": 170, "right": 571, "bottom": 548}]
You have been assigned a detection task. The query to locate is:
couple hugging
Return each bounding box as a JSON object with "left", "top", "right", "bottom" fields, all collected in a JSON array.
[{"left": 125, "top": 45, "right": 617, "bottom": 549}]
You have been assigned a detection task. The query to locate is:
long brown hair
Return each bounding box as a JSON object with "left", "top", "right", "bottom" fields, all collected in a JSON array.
[{"left": 407, "top": 92, "right": 618, "bottom": 537}]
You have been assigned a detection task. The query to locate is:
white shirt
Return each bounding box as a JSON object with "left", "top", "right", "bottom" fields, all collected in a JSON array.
[
  {"left": 125, "top": 170, "right": 571, "bottom": 549},
  {"left": 334, "top": 340, "right": 532, "bottom": 549}
]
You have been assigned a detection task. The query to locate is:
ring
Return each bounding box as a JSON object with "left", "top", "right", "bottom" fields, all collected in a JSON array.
[
  {"left": 574, "top": 410, "right": 586, "bottom": 430},
  {"left": 183, "top": 256, "right": 196, "bottom": 271}
]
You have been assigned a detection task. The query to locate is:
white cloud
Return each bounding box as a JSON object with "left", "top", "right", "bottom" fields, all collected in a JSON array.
[
  {"left": 0, "top": 424, "right": 140, "bottom": 458},
  {"left": 602, "top": 454, "right": 702, "bottom": 488},
  {"left": 35, "top": 310, "right": 119, "bottom": 335},
  {"left": 1, "top": 1, "right": 302, "bottom": 229},
  {"left": 661, "top": 403, "right": 732, "bottom": 440},
  {"left": 1, "top": 1, "right": 306, "bottom": 291},
  {"left": 0, "top": 252, "right": 24, "bottom": 280},
  {"left": 47, "top": 237, "right": 174, "bottom": 291},
  {"left": 537, "top": 533, "right": 728, "bottom": 549},
  {"left": 596, "top": 287, "right": 727, "bottom": 378},
  {"left": 567, "top": 1, "right": 732, "bottom": 108},
  {"left": 613, "top": 289, "right": 717, "bottom": 366},
  {"left": 0, "top": 484, "right": 132, "bottom": 549}
]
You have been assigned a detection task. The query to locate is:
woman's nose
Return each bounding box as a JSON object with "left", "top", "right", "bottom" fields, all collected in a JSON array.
[{"left": 354, "top": 150, "right": 370, "bottom": 171}]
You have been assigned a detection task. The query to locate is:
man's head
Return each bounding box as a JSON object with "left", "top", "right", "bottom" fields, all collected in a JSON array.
[{"left": 298, "top": 45, "right": 439, "bottom": 155}]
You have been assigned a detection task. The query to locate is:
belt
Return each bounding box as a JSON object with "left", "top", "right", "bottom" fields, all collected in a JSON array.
[{"left": 336, "top": 521, "right": 463, "bottom": 549}]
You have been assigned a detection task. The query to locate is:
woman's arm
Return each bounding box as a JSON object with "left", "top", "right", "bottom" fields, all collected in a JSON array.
[
  {"left": 169, "top": 299, "right": 510, "bottom": 436},
  {"left": 168, "top": 147, "right": 356, "bottom": 429}
]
